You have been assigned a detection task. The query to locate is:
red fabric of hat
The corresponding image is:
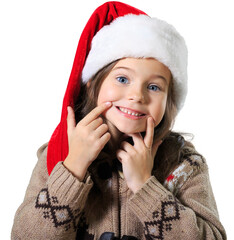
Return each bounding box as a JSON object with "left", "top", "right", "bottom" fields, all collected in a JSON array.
[{"left": 47, "top": 2, "right": 147, "bottom": 175}]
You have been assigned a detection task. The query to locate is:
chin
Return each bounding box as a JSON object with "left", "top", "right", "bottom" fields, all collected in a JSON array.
[
  {"left": 116, "top": 125, "right": 146, "bottom": 135},
  {"left": 105, "top": 118, "right": 147, "bottom": 136}
]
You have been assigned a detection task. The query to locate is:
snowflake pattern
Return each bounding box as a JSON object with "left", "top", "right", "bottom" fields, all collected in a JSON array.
[
  {"left": 163, "top": 155, "right": 203, "bottom": 195},
  {"left": 164, "top": 163, "right": 193, "bottom": 194}
]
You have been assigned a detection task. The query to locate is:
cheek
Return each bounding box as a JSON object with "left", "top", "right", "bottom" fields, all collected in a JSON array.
[
  {"left": 151, "top": 99, "right": 167, "bottom": 126},
  {"left": 97, "top": 85, "right": 119, "bottom": 105}
]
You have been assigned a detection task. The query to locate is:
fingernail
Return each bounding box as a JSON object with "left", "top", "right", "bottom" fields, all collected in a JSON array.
[
  {"left": 148, "top": 117, "right": 153, "bottom": 124},
  {"left": 105, "top": 101, "right": 111, "bottom": 106},
  {"left": 67, "top": 106, "right": 71, "bottom": 113}
]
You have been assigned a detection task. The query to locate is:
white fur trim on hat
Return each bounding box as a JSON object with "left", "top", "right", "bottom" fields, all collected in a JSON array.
[{"left": 82, "top": 14, "right": 188, "bottom": 111}]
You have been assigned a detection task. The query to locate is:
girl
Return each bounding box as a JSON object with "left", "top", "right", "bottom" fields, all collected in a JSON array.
[{"left": 11, "top": 1, "right": 226, "bottom": 239}]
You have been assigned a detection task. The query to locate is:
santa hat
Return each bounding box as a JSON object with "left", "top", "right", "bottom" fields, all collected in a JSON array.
[{"left": 47, "top": 1, "right": 188, "bottom": 175}]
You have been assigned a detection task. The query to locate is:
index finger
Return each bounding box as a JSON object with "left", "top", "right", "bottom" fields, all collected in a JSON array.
[
  {"left": 144, "top": 117, "right": 155, "bottom": 148},
  {"left": 79, "top": 102, "right": 112, "bottom": 125}
]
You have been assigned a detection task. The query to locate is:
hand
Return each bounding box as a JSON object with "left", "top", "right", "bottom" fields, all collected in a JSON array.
[
  {"left": 64, "top": 102, "right": 112, "bottom": 181},
  {"left": 116, "top": 117, "right": 162, "bottom": 193}
]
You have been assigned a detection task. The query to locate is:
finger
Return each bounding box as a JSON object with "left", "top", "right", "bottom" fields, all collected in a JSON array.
[
  {"left": 120, "top": 141, "right": 134, "bottom": 152},
  {"left": 98, "top": 132, "right": 111, "bottom": 149},
  {"left": 116, "top": 149, "right": 122, "bottom": 163},
  {"left": 116, "top": 149, "right": 128, "bottom": 163},
  {"left": 128, "top": 133, "right": 144, "bottom": 148},
  {"left": 67, "top": 106, "right": 76, "bottom": 135},
  {"left": 94, "top": 123, "right": 109, "bottom": 138},
  {"left": 87, "top": 117, "right": 103, "bottom": 131},
  {"left": 144, "top": 117, "right": 155, "bottom": 148},
  {"left": 79, "top": 102, "right": 112, "bottom": 125}
]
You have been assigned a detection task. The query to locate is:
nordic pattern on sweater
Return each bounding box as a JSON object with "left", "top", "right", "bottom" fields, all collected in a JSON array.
[
  {"left": 35, "top": 188, "right": 81, "bottom": 231},
  {"left": 11, "top": 144, "right": 227, "bottom": 240}
]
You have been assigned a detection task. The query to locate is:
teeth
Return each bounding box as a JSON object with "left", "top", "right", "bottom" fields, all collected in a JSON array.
[{"left": 119, "top": 107, "right": 142, "bottom": 116}]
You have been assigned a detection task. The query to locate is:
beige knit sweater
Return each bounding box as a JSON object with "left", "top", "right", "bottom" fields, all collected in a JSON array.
[{"left": 11, "top": 143, "right": 226, "bottom": 239}]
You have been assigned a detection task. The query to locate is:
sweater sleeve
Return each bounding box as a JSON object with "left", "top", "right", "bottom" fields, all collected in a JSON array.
[
  {"left": 128, "top": 154, "right": 227, "bottom": 240},
  {"left": 11, "top": 143, "right": 93, "bottom": 240}
]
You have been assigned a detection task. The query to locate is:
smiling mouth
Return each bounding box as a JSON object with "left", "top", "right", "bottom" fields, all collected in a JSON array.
[{"left": 116, "top": 106, "right": 146, "bottom": 117}]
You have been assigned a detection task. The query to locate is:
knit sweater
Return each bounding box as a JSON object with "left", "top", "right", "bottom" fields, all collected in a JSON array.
[{"left": 11, "top": 143, "right": 226, "bottom": 240}]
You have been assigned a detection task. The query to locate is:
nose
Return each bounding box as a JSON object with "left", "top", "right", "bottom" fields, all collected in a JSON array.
[{"left": 127, "top": 86, "right": 145, "bottom": 103}]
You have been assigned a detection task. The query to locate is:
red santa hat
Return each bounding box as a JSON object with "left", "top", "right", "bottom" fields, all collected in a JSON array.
[{"left": 47, "top": 1, "right": 188, "bottom": 175}]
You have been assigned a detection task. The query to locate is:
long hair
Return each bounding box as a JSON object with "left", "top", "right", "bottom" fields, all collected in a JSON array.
[{"left": 75, "top": 59, "right": 194, "bottom": 183}]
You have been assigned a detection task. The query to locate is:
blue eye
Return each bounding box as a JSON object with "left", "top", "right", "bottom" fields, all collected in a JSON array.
[
  {"left": 148, "top": 84, "right": 160, "bottom": 91},
  {"left": 117, "top": 76, "right": 128, "bottom": 84}
]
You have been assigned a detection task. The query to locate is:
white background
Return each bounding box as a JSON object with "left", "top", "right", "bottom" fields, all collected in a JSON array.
[{"left": 1, "top": 0, "right": 233, "bottom": 239}]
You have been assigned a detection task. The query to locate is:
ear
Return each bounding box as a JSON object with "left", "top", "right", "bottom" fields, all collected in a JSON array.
[{"left": 86, "top": 80, "right": 92, "bottom": 88}]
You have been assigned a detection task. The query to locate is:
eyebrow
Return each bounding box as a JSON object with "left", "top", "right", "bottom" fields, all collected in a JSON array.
[
  {"left": 112, "top": 66, "right": 133, "bottom": 72},
  {"left": 112, "top": 66, "right": 169, "bottom": 84},
  {"left": 150, "top": 74, "right": 168, "bottom": 84}
]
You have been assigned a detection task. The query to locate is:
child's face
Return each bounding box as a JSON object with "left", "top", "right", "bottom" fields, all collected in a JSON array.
[{"left": 97, "top": 58, "right": 171, "bottom": 135}]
